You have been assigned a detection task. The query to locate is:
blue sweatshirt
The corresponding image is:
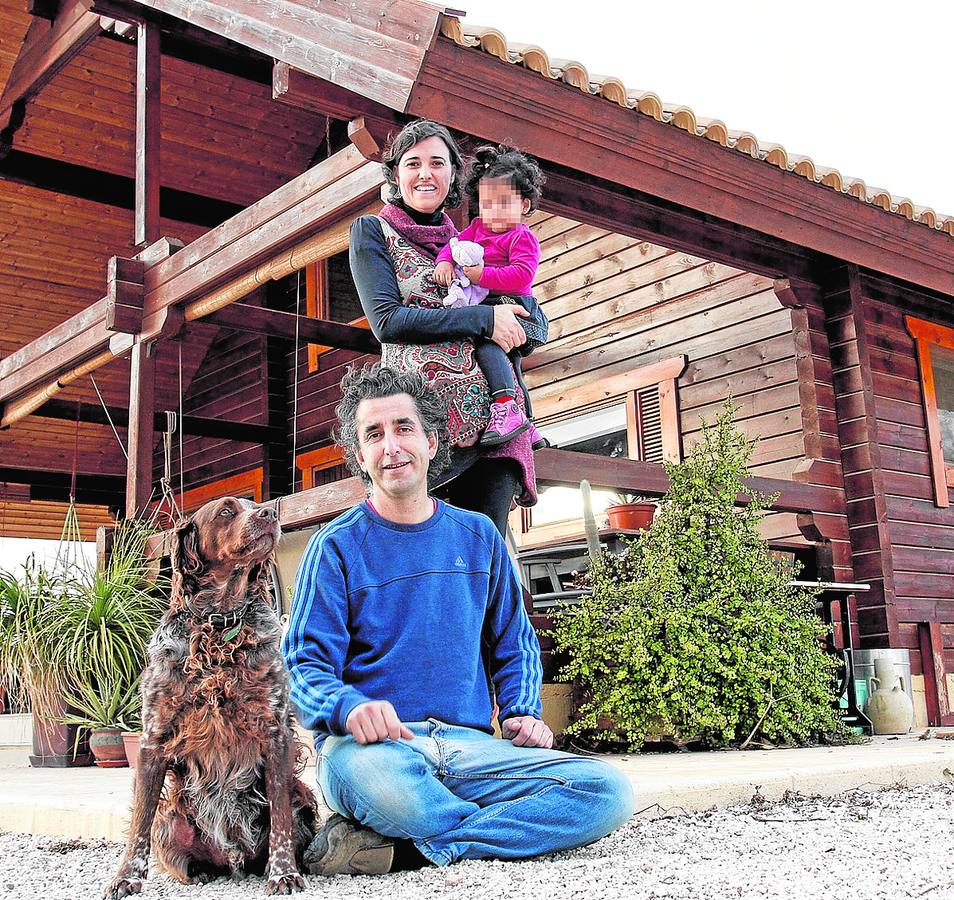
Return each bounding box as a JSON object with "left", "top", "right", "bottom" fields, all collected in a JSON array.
[{"left": 282, "top": 501, "right": 543, "bottom": 746}]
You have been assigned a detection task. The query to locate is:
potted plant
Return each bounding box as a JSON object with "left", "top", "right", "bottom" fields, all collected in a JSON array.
[
  {"left": 52, "top": 523, "right": 166, "bottom": 768},
  {"left": 603, "top": 491, "right": 656, "bottom": 531},
  {"left": 552, "top": 402, "right": 843, "bottom": 750},
  {"left": 0, "top": 558, "right": 92, "bottom": 766}
]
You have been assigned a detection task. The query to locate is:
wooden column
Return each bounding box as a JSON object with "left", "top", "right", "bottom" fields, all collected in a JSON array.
[
  {"left": 125, "top": 339, "right": 156, "bottom": 518},
  {"left": 135, "top": 22, "right": 161, "bottom": 248}
]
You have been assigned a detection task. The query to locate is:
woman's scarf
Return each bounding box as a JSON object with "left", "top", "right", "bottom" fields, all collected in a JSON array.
[{"left": 378, "top": 202, "right": 457, "bottom": 260}]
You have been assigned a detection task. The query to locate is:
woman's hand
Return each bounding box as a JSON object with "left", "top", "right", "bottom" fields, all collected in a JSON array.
[
  {"left": 433, "top": 260, "right": 454, "bottom": 287},
  {"left": 491, "top": 305, "right": 530, "bottom": 353}
]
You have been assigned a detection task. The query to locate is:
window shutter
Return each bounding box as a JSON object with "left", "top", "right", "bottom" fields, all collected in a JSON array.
[{"left": 636, "top": 385, "right": 664, "bottom": 463}]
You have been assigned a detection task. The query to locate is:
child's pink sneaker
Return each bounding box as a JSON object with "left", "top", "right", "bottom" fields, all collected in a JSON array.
[
  {"left": 528, "top": 424, "right": 550, "bottom": 451},
  {"left": 481, "top": 399, "right": 531, "bottom": 446}
]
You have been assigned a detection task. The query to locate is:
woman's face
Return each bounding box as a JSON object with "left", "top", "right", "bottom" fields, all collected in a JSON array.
[{"left": 395, "top": 135, "right": 453, "bottom": 214}]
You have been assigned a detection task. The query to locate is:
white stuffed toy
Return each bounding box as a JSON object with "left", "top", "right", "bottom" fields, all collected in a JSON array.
[{"left": 443, "top": 238, "right": 489, "bottom": 308}]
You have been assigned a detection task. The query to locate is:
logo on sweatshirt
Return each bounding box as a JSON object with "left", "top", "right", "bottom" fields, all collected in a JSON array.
[{"left": 454, "top": 555, "right": 466, "bottom": 568}]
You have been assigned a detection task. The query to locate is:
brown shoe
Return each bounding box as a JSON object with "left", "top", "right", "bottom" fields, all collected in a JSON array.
[{"left": 303, "top": 814, "right": 395, "bottom": 876}]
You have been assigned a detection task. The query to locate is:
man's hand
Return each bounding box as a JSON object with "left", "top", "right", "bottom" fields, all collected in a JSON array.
[
  {"left": 462, "top": 262, "right": 484, "bottom": 284},
  {"left": 502, "top": 716, "right": 554, "bottom": 749},
  {"left": 490, "top": 305, "right": 530, "bottom": 353},
  {"left": 346, "top": 701, "right": 414, "bottom": 745},
  {"left": 433, "top": 260, "right": 454, "bottom": 287}
]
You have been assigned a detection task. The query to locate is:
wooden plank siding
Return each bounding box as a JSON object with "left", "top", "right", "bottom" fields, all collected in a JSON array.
[
  {"left": 0, "top": 499, "right": 115, "bottom": 541},
  {"left": 524, "top": 213, "right": 823, "bottom": 548},
  {"left": 157, "top": 320, "right": 271, "bottom": 498},
  {"left": 848, "top": 272, "right": 954, "bottom": 679}
]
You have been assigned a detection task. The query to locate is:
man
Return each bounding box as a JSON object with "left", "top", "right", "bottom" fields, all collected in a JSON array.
[{"left": 282, "top": 365, "right": 634, "bottom": 876}]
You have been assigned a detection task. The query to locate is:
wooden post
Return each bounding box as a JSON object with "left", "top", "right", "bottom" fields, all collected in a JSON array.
[
  {"left": 125, "top": 339, "right": 156, "bottom": 519},
  {"left": 135, "top": 22, "right": 161, "bottom": 248}
]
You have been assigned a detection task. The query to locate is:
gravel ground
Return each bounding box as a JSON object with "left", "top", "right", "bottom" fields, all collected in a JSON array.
[{"left": 3, "top": 783, "right": 954, "bottom": 900}]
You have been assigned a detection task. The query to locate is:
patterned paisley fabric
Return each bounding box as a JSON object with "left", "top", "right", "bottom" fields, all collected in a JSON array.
[{"left": 378, "top": 218, "right": 527, "bottom": 448}]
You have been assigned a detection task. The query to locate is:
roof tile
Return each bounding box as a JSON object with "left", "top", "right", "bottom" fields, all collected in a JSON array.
[{"left": 440, "top": 16, "right": 951, "bottom": 240}]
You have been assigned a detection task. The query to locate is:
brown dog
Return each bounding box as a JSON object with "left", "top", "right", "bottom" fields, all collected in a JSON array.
[{"left": 104, "top": 497, "right": 316, "bottom": 898}]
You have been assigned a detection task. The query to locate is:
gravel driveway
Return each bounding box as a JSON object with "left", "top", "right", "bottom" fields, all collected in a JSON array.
[{"left": 3, "top": 782, "right": 953, "bottom": 900}]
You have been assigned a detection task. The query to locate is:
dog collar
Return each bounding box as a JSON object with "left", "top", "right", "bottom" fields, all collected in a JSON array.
[
  {"left": 207, "top": 610, "right": 242, "bottom": 629},
  {"left": 206, "top": 609, "right": 246, "bottom": 641}
]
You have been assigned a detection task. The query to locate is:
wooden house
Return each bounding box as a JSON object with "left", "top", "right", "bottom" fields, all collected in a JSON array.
[{"left": 2, "top": 0, "right": 954, "bottom": 729}]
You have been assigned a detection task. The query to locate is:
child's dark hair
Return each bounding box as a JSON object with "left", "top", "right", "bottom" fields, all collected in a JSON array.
[{"left": 465, "top": 145, "right": 545, "bottom": 212}]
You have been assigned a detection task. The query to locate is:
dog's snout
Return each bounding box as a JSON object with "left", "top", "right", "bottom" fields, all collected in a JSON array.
[{"left": 257, "top": 505, "right": 277, "bottom": 520}]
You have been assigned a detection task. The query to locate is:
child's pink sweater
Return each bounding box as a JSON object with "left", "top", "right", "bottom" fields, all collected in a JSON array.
[{"left": 436, "top": 218, "right": 541, "bottom": 296}]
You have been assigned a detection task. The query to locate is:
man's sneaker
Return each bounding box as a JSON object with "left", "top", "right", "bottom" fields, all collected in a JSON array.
[
  {"left": 480, "top": 399, "right": 531, "bottom": 446},
  {"left": 303, "top": 814, "right": 395, "bottom": 876},
  {"left": 528, "top": 423, "right": 550, "bottom": 451}
]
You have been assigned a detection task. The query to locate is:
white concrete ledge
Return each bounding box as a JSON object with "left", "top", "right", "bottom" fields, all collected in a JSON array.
[{"left": 1, "top": 734, "right": 953, "bottom": 841}]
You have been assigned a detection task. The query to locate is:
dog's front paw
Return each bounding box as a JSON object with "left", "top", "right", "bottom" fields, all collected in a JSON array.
[
  {"left": 265, "top": 871, "right": 306, "bottom": 895},
  {"left": 103, "top": 875, "right": 143, "bottom": 899}
]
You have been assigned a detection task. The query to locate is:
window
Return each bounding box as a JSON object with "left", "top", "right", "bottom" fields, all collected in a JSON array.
[
  {"left": 149, "top": 468, "right": 265, "bottom": 528},
  {"left": 513, "top": 356, "right": 686, "bottom": 546},
  {"left": 295, "top": 445, "right": 347, "bottom": 491},
  {"left": 907, "top": 315, "right": 954, "bottom": 507},
  {"left": 304, "top": 252, "right": 368, "bottom": 372}
]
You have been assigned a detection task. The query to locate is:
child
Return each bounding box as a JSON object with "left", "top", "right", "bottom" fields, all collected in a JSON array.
[{"left": 434, "top": 145, "right": 549, "bottom": 447}]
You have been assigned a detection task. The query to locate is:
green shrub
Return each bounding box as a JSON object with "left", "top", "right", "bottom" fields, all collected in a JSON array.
[{"left": 551, "top": 402, "right": 842, "bottom": 749}]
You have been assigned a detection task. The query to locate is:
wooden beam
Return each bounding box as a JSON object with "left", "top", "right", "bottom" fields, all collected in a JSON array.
[
  {"left": 134, "top": 22, "right": 160, "bottom": 247},
  {"left": 538, "top": 165, "right": 820, "bottom": 283},
  {"left": 92, "top": 0, "right": 443, "bottom": 111},
  {"left": 0, "top": 1, "right": 102, "bottom": 135},
  {"left": 101, "top": 18, "right": 273, "bottom": 85},
  {"left": 125, "top": 339, "right": 156, "bottom": 518},
  {"left": 0, "top": 149, "right": 243, "bottom": 226},
  {"left": 409, "top": 36, "right": 954, "bottom": 297},
  {"left": 139, "top": 147, "right": 383, "bottom": 338},
  {"left": 0, "top": 152, "right": 382, "bottom": 406},
  {"left": 30, "top": 398, "right": 286, "bottom": 443},
  {"left": 273, "top": 62, "right": 403, "bottom": 142},
  {"left": 277, "top": 475, "right": 368, "bottom": 531},
  {"left": 0, "top": 467, "right": 125, "bottom": 505},
  {"left": 201, "top": 303, "right": 379, "bottom": 354},
  {"left": 106, "top": 256, "right": 146, "bottom": 333},
  {"left": 534, "top": 447, "right": 844, "bottom": 515}
]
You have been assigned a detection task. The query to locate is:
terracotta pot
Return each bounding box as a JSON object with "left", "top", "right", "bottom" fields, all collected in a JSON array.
[
  {"left": 605, "top": 502, "right": 656, "bottom": 531},
  {"left": 121, "top": 731, "right": 141, "bottom": 768},
  {"left": 30, "top": 705, "right": 92, "bottom": 768},
  {"left": 89, "top": 727, "right": 128, "bottom": 768}
]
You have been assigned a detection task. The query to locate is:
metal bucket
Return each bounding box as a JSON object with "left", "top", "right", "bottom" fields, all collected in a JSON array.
[{"left": 851, "top": 649, "right": 913, "bottom": 709}]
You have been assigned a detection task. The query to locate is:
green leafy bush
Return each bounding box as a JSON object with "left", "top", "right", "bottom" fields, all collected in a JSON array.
[{"left": 552, "top": 403, "right": 842, "bottom": 749}]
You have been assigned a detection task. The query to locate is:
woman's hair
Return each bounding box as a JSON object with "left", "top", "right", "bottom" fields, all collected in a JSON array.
[
  {"left": 334, "top": 364, "right": 452, "bottom": 486},
  {"left": 465, "top": 145, "right": 546, "bottom": 212},
  {"left": 381, "top": 120, "right": 465, "bottom": 210}
]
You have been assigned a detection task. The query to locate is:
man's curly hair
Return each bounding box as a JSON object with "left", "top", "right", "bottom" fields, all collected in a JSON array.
[{"left": 334, "top": 365, "right": 452, "bottom": 487}]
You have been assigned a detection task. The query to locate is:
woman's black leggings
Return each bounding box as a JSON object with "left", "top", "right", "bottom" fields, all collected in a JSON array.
[{"left": 435, "top": 458, "right": 521, "bottom": 538}]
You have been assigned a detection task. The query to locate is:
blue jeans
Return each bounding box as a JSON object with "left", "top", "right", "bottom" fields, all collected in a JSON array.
[{"left": 317, "top": 719, "right": 635, "bottom": 866}]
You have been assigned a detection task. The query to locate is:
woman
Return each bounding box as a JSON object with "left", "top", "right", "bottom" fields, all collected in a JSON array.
[{"left": 348, "top": 120, "right": 538, "bottom": 535}]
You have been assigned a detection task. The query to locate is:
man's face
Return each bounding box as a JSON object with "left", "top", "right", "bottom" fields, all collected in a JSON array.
[{"left": 354, "top": 393, "right": 438, "bottom": 501}]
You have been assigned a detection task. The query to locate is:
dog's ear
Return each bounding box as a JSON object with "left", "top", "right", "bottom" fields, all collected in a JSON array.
[{"left": 173, "top": 518, "right": 204, "bottom": 576}]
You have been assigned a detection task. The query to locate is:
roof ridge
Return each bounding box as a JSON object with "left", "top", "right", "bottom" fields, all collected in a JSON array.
[{"left": 439, "top": 16, "right": 954, "bottom": 239}]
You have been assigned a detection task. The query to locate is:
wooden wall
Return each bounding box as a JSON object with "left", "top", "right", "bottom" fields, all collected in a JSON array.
[
  {"left": 164, "top": 322, "right": 271, "bottom": 498},
  {"left": 0, "top": 499, "right": 114, "bottom": 541},
  {"left": 524, "top": 212, "right": 818, "bottom": 545},
  {"left": 836, "top": 271, "right": 954, "bottom": 675}
]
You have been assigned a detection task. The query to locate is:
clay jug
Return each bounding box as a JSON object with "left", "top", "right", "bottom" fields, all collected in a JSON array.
[{"left": 864, "top": 658, "right": 913, "bottom": 735}]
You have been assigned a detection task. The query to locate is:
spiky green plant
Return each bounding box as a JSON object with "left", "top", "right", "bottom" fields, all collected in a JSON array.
[
  {"left": 52, "top": 523, "right": 167, "bottom": 731},
  {"left": 0, "top": 557, "right": 68, "bottom": 721},
  {"left": 0, "top": 523, "right": 167, "bottom": 733}
]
